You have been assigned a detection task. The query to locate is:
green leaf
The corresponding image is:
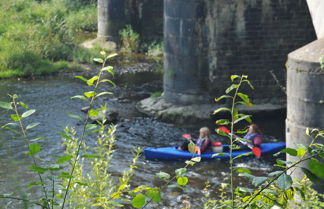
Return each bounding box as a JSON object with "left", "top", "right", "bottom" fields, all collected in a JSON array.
[
  {"left": 108, "top": 201, "right": 124, "bottom": 207},
  {"left": 93, "top": 58, "right": 104, "bottom": 63},
  {"left": 22, "top": 109, "right": 36, "bottom": 118},
  {"left": 30, "top": 137, "right": 45, "bottom": 142},
  {"left": 88, "top": 109, "right": 99, "bottom": 118},
  {"left": 177, "top": 176, "right": 188, "bottom": 186},
  {"left": 84, "top": 91, "right": 96, "bottom": 98},
  {"left": 59, "top": 172, "right": 73, "bottom": 179},
  {"left": 2, "top": 123, "right": 18, "bottom": 128},
  {"left": 85, "top": 124, "right": 97, "bottom": 130},
  {"left": 56, "top": 155, "right": 73, "bottom": 164},
  {"left": 212, "top": 153, "right": 228, "bottom": 157},
  {"left": 0, "top": 101, "right": 12, "bottom": 110},
  {"left": 191, "top": 157, "right": 201, "bottom": 162},
  {"left": 225, "top": 84, "right": 239, "bottom": 94},
  {"left": 29, "top": 143, "right": 41, "bottom": 155},
  {"left": 71, "top": 95, "right": 88, "bottom": 102},
  {"left": 216, "top": 119, "right": 230, "bottom": 125},
  {"left": 19, "top": 102, "right": 28, "bottom": 109},
  {"left": 146, "top": 188, "right": 161, "bottom": 203},
  {"left": 82, "top": 154, "right": 100, "bottom": 158},
  {"left": 305, "top": 128, "right": 310, "bottom": 137},
  {"left": 156, "top": 171, "right": 170, "bottom": 180},
  {"left": 100, "top": 50, "right": 106, "bottom": 55},
  {"left": 231, "top": 75, "right": 240, "bottom": 82},
  {"left": 26, "top": 122, "right": 40, "bottom": 130},
  {"left": 106, "top": 53, "right": 118, "bottom": 59},
  {"left": 86, "top": 76, "right": 99, "bottom": 86},
  {"left": 96, "top": 91, "right": 113, "bottom": 98},
  {"left": 29, "top": 165, "right": 47, "bottom": 174},
  {"left": 243, "top": 79, "right": 254, "bottom": 89},
  {"left": 27, "top": 181, "right": 43, "bottom": 189},
  {"left": 296, "top": 148, "right": 306, "bottom": 157},
  {"left": 216, "top": 128, "right": 228, "bottom": 137},
  {"left": 281, "top": 148, "right": 297, "bottom": 156},
  {"left": 47, "top": 164, "right": 62, "bottom": 171},
  {"left": 238, "top": 173, "right": 255, "bottom": 181},
  {"left": 235, "top": 128, "right": 248, "bottom": 134},
  {"left": 75, "top": 75, "right": 88, "bottom": 82},
  {"left": 302, "top": 167, "right": 321, "bottom": 185},
  {"left": 234, "top": 115, "right": 252, "bottom": 124},
  {"left": 268, "top": 171, "right": 283, "bottom": 177},
  {"left": 215, "top": 95, "right": 232, "bottom": 102},
  {"left": 57, "top": 131, "right": 73, "bottom": 140},
  {"left": 66, "top": 113, "right": 83, "bottom": 121},
  {"left": 233, "top": 152, "right": 253, "bottom": 159},
  {"left": 10, "top": 114, "right": 21, "bottom": 122},
  {"left": 276, "top": 174, "right": 293, "bottom": 190},
  {"left": 237, "top": 93, "right": 253, "bottom": 107},
  {"left": 237, "top": 187, "right": 253, "bottom": 193},
  {"left": 132, "top": 193, "right": 146, "bottom": 208},
  {"left": 309, "top": 158, "right": 324, "bottom": 179},
  {"left": 213, "top": 107, "right": 231, "bottom": 115},
  {"left": 252, "top": 176, "right": 268, "bottom": 187},
  {"left": 236, "top": 168, "right": 251, "bottom": 174},
  {"left": 175, "top": 168, "right": 187, "bottom": 177},
  {"left": 99, "top": 79, "right": 116, "bottom": 86},
  {"left": 101, "top": 66, "right": 115, "bottom": 75}
]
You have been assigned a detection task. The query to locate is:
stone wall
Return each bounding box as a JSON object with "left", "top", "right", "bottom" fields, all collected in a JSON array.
[
  {"left": 164, "top": 0, "right": 316, "bottom": 105},
  {"left": 97, "top": 0, "right": 163, "bottom": 42}
]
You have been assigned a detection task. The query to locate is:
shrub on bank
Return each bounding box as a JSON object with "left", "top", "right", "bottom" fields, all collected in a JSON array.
[{"left": 0, "top": 0, "right": 97, "bottom": 78}]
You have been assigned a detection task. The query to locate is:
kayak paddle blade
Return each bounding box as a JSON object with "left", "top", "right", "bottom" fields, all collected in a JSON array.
[{"left": 252, "top": 147, "right": 261, "bottom": 159}]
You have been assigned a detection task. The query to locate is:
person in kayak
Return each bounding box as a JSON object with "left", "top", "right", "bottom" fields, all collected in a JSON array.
[
  {"left": 178, "top": 127, "right": 211, "bottom": 154},
  {"left": 239, "top": 123, "right": 263, "bottom": 149}
]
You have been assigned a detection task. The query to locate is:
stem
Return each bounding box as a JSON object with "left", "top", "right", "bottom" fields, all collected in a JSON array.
[
  {"left": 12, "top": 97, "right": 49, "bottom": 208},
  {"left": 61, "top": 58, "right": 108, "bottom": 208},
  {"left": 229, "top": 76, "right": 244, "bottom": 208}
]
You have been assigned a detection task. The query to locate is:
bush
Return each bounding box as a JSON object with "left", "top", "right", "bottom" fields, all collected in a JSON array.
[
  {"left": 66, "top": 6, "right": 97, "bottom": 32},
  {"left": 119, "top": 25, "right": 140, "bottom": 53}
]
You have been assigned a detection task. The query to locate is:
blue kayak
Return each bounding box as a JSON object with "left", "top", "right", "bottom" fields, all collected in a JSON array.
[{"left": 144, "top": 142, "right": 286, "bottom": 160}]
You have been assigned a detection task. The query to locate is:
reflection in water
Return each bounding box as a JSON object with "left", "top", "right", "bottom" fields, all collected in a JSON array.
[{"left": 0, "top": 75, "right": 285, "bottom": 208}]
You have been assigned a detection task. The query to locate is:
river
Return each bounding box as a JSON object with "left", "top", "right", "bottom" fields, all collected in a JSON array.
[{"left": 0, "top": 64, "right": 285, "bottom": 208}]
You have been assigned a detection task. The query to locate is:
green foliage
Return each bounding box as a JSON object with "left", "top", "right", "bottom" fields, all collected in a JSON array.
[
  {"left": 144, "top": 41, "right": 163, "bottom": 57},
  {"left": 66, "top": 6, "right": 97, "bottom": 32},
  {"left": 119, "top": 25, "right": 140, "bottom": 53},
  {"left": 0, "top": 0, "right": 97, "bottom": 78},
  {"left": 150, "top": 91, "right": 162, "bottom": 98},
  {"left": 0, "top": 52, "right": 151, "bottom": 208}
]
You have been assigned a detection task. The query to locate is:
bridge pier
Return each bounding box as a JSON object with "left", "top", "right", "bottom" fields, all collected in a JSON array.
[{"left": 286, "top": 38, "right": 324, "bottom": 181}]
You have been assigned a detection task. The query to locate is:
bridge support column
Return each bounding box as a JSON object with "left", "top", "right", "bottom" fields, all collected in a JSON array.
[
  {"left": 163, "top": 0, "right": 209, "bottom": 105},
  {"left": 286, "top": 38, "right": 324, "bottom": 181},
  {"left": 97, "top": 0, "right": 126, "bottom": 41}
]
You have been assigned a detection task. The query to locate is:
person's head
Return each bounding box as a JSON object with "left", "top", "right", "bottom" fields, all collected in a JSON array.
[
  {"left": 248, "top": 123, "right": 263, "bottom": 135},
  {"left": 199, "top": 127, "right": 211, "bottom": 138}
]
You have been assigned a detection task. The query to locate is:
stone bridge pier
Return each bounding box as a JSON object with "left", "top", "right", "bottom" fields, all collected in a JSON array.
[
  {"left": 98, "top": 0, "right": 317, "bottom": 123},
  {"left": 285, "top": 0, "right": 324, "bottom": 182}
]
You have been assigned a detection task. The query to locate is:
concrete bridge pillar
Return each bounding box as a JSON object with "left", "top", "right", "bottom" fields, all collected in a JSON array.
[
  {"left": 286, "top": 38, "right": 324, "bottom": 179},
  {"left": 163, "top": 0, "right": 209, "bottom": 105},
  {"left": 97, "top": 0, "right": 126, "bottom": 41}
]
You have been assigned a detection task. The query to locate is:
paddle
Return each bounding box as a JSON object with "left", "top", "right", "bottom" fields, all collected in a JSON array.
[
  {"left": 217, "top": 126, "right": 262, "bottom": 159},
  {"left": 181, "top": 134, "right": 198, "bottom": 154}
]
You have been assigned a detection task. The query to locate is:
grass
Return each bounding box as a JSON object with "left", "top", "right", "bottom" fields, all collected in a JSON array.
[{"left": 0, "top": 0, "right": 97, "bottom": 78}]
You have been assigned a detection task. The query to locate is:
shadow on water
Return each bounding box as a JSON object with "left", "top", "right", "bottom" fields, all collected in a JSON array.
[{"left": 0, "top": 68, "right": 285, "bottom": 208}]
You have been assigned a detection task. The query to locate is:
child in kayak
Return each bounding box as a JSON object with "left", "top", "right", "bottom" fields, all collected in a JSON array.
[
  {"left": 239, "top": 123, "right": 263, "bottom": 149},
  {"left": 178, "top": 127, "right": 211, "bottom": 154}
]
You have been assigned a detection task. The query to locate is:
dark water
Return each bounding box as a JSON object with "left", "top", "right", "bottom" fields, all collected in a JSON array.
[{"left": 0, "top": 72, "right": 285, "bottom": 208}]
